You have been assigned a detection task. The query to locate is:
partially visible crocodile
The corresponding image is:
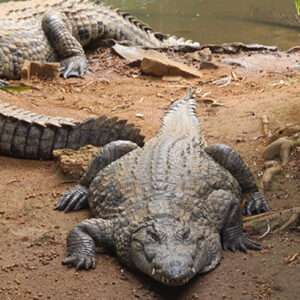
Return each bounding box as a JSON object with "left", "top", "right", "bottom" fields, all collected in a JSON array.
[
  {"left": 56, "top": 89, "right": 268, "bottom": 286},
  {"left": 0, "top": 101, "right": 144, "bottom": 159},
  {"left": 0, "top": 0, "right": 200, "bottom": 80}
]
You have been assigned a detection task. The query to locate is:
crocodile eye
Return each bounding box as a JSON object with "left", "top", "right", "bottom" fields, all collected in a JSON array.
[
  {"left": 132, "top": 239, "right": 144, "bottom": 251},
  {"left": 176, "top": 226, "right": 191, "bottom": 241},
  {"left": 182, "top": 227, "right": 191, "bottom": 240},
  {"left": 147, "top": 230, "right": 160, "bottom": 243}
]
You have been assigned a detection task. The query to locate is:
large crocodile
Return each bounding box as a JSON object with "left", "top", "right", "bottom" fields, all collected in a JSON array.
[
  {"left": 56, "top": 89, "right": 268, "bottom": 286},
  {"left": 0, "top": 101, "right": 144, "bottom": 159},
  {"left": 0, "top": 0, "right": 200, "bottom": 80}
]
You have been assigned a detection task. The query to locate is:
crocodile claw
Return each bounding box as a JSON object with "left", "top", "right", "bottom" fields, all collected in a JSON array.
[
  {"left": 56, "top": 184, "right": 89, "bottom": 213},
  {"left": 60, "top": 55, "right": 88, "bottom": 78},
  {"left": 223, "top": 234, "right": 261, "bottom": 252},
  {"left": 63, "top": 254, "right": 96, "bottom": 270},
  {"left": 243, "top": 191, "right": 269, "bottom": 216},
  {"left": 222, "top": 223, "right": 261, "bottom": 252}
]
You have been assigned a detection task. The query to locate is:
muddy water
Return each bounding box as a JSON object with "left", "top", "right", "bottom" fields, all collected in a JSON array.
[{"left": 104, "top": 0, "right": 300, "bottom": 49}]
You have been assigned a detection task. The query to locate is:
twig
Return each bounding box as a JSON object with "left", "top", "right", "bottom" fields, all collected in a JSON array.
[
  {"left": 261, "top": 115, "right": 272, "bottom": 138},
  {"left": 258, "top": 223, "right": 271, "bottom": 240}
]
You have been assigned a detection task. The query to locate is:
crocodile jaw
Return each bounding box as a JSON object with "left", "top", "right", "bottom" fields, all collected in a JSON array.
[{"left": 129, "top": 218, "right": 215, "bottom": 286}]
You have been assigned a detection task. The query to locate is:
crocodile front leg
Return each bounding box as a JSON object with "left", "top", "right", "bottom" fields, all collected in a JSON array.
[
  {"left": 222, "top": 200, "right": 261, "bottom": 252},
  {"left": 56, "top": 140, "right": 139, "bottom": 212},
  {"left": 205, "top": 144, "right": 269, "bottom": 215},
  {"left": 42, "top": 11, "right": 87, "bottom": 78},
  {"left": 63, "top": 218, "right": 114, "bottom": 270},
  {"left": 205, "top": 190, "right": 261, "bottom": 252}
]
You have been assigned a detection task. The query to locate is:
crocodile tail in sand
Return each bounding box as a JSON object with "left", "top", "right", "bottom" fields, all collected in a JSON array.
[{"left": 0, "top": 102, "right": 144, "bottom": 160}]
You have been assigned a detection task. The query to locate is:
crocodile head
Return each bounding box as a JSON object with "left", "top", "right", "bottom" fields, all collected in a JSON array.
[{"left": 130, "top": 216, "right": 221, "bottom": 286}]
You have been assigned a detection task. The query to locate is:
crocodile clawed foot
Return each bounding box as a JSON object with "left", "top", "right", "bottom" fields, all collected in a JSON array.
[
  {"left": 60, "top": 55, "right": 88, "bottom": 78},
  {"left": 56, "top": 184, "right": 89, "bottom": 213},
  {"left": 63, "top": 254, "right": 96, "bottom": 270},
  {"left": 223, "top": 234, "right": 261, "bottom": 253},
  {"left": 222, "top": 224, "right": 261, "bottom": 252},
  {"left": 243, "top": 192, "right": 269, "bottom": 216}
]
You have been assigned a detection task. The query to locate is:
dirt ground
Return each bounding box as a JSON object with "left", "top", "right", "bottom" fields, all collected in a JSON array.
[{"left": 0, "top": 48, "right": 300, "bottom": 300}]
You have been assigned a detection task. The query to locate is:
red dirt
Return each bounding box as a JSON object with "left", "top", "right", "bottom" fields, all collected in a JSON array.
[{"left": 0, "top": 48, "right": 299, "bottom": 300}]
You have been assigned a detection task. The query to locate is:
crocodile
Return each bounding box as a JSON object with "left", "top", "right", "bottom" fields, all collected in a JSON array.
[
  {"left": 0, "top": 101, "right": 144, "bottom": 159},
  {"left": 56, "top": 89, "right": 269, "bottom": 286},
  {"left": 0, "top": 0, "right": 200, "bottom": 80}
]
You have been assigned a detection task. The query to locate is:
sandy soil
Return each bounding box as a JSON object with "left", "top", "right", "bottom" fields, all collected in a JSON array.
[{"left": 0, "top": 48, "right": 299, "bottom": 300}]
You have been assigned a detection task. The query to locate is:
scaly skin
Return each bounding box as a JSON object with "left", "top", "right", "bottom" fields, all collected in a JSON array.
[
  {"left": 0, "top": 0, "right": 200, "bottom": 79},
  {"left": 0, "top": 102, "right": 144, "bottom": 159},
  {"left": 57, "top": 90, "right": 269, "bottom": 286}
]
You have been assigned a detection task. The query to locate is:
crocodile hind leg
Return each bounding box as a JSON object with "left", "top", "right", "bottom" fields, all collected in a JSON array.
[
  {"left": 205, "top": 144, "right": 269, "bottom": 215},
  {"left": 63, "top": 218, "right": 114, "bottom": 270},
  {"left": 56, "top": 140, "right": 139, "bottom": 212},
  {"left": 42, "top": 11, "right": 87, "bottom": 78}
]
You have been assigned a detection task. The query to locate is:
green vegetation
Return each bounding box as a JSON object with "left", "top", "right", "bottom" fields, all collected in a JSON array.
[
  {"left": 296, "top": 0, "right": 300, "bottom": 15},
  {"left": 0, "top": 85, "right": 32, "bottom": 94}
]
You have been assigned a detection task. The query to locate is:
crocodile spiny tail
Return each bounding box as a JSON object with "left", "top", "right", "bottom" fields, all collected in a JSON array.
[
  {"left": 161, "top": 89, "right": 197, "bottom": 130},
  {"left": 159, "top": 89, "right": 205, "bottom": 144},
  {"left": 115, "top": 9, "right": 154, "bottom": 33},
  {"left": 0, "top": 102, "right": 144, "bottom": 160},
  {"left": 110, "top": 5, "right": 200, "bottom": 50},
  {"left": 153, "top": 32, "right": 201, "bottom": 51}
]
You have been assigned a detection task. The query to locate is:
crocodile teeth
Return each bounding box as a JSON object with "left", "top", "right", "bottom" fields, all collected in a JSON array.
[{"left": 152, "top": 268, "right": 156, "bottom": 275}]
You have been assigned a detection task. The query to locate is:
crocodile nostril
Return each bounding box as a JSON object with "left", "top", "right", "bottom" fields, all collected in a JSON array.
[{"left": 145, "top": 251, "right": 156, "bottom": 262}]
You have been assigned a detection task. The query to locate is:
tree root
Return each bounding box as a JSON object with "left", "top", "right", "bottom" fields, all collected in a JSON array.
[
  {"left": 261, "top": 161, "right": 282, "bottom": 190},
  {"left": 261, "top": 126, "right": 300, "bottom": 189},
  {"left": 243, "top": 207, "right": 300, "bottom": 238},
  {"left": 263, "top": 134, "right": 300, "bottom": 165},
  {"left": 268, "top": 124, "right": 300, "bottom": 143}
]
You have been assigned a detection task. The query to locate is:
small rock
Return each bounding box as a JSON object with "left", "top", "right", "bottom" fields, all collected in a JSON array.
[
  {"left": 135, "top": 113, "right": 144, "bottom": 119},
  {"left": 141, "top": 52, "right": 202, "bottom": 78},
  {"left": 21, "top": 61, "right": 60, "bottom": 80},
  {"left": 53, "top": 145, "right": 100, "bottom": 179},
  {"left": 185, "top": 48, "right": 212, "bottom": 62}
]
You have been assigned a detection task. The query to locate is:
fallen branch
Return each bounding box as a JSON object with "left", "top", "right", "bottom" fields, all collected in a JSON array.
[{"left": 262, "top": 161, "right": 282, "bottom": 190}]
